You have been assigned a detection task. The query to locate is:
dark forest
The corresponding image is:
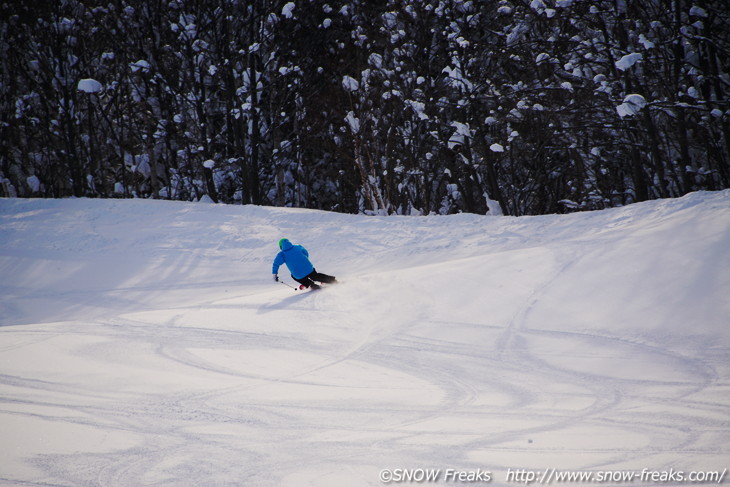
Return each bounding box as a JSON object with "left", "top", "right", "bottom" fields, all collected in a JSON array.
[{"left": 2, "top": 0, "right": 728, "bottom": 215}]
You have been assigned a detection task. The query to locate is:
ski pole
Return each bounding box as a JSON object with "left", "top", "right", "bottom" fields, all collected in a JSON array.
[{"left": 279, "top": 279, "right": 299, "bottom": 291}]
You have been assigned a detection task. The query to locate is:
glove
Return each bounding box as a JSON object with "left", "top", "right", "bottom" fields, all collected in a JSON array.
[{"left": 273, "top": 274, "right": 279, "bottom": 282}]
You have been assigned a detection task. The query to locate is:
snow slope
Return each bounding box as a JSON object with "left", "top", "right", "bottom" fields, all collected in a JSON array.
[{"left": 1, "top": 191, "right": 729, "bottom": 486}]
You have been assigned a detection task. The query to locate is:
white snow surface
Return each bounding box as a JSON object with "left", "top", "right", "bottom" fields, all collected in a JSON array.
[{"left": 1, "top": 192, "right": 729, "bottom": 486}]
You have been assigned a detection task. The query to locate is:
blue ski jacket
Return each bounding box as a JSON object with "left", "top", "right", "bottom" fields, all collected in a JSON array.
[{"left": 272, "top": 239, "right": 314, "bottom": 279}]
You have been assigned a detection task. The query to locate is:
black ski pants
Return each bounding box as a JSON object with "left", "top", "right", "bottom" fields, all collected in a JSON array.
[{"left": 292, "top": 268, "right": 336, "bottom": 288}]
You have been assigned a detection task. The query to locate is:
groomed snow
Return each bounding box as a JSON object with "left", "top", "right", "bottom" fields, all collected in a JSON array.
[{"left": 1, "top": 191, "right": 729, "bottom": 486}]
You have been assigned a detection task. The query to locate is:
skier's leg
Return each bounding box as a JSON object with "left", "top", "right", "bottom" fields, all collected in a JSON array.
[
  {"left": 292, "top": 273, "right": 320, "bottom": 289},
  {"left": 310, "top": 269, "right": 337, "bottom": 284}
]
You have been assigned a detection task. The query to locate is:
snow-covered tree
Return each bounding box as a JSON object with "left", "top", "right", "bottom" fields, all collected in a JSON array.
[{"left": 1, "top": 0, "right": 728, "bottom": 214}]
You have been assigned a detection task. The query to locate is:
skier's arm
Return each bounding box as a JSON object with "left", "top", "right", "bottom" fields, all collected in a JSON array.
[{"left": 272, "top": 252, "right": 284, "bottom": 275}]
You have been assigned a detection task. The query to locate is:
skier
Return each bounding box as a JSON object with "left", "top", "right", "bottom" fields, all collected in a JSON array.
[{"left": 272, "top": 238, "right": 337, "bottom": 290}]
